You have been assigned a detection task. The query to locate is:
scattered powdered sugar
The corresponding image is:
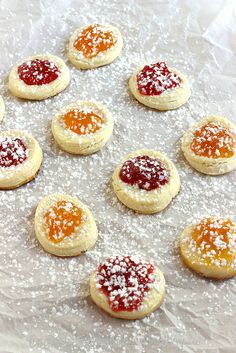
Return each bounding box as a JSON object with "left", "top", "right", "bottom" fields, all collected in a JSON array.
[
  {"left": 137, "top": 62, "right": 181, "bottom": 96},
  {"left": 0, "top": 1, "right": 236, "bottom": 352},
  {"left": 0, "top": 136, "right": 28, "bottom": 168}
]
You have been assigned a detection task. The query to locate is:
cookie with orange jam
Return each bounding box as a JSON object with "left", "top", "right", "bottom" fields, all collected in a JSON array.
[
  {"left": 180, "top": 217, "right": 236, "bottom": 279},
  {"left": 181, "top": 115, "right": 236, "bottom": 175},
  {"left": 112, "top": 149, "right": 180, "bottom": 214},
  {"left": 34, "top": 194, "right": 98, "bottom": 257},
  {"left": 8, "top": 54, "right": 70, "bottom": 100},
  {"left": 90, "top": 255, "right": 165, "bottom": 319},
  {"left": 0, "top": 130, "right": 43, "bottom": 189},
  {"left": 129, "top": 61, "right": 191, "bottom": 110},
  {"left": 68, "top": 23, "right": 123, "bottom": 69},
  {"left": 51, "top": 101, "right": 113, "bottom": 155}
]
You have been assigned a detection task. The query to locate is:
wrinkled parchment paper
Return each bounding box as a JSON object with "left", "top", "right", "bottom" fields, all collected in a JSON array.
[{"left": 0, "top": 0, "right": 236, "bottom": 352}]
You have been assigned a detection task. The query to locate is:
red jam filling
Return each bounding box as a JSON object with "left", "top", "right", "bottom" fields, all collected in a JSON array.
[
  {"left": 137, "top": 62, "right": 181, "bottom": 96},
  {"left": 119, "top": 155, "right": 169, "bottom": 191},
  {"left": 96, "top": 256, "right": 156, "bottom": 312},
  {"left": 0, "top": 137, "right": 27, "bottom": 168},
  {"left": 18, "top": 59, "right": 60, "bottom": 86}
]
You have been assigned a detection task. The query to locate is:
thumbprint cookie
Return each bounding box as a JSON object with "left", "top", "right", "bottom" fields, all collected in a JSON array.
[
  {"left": 8, "top": 54, "right": 70, "bottom": 100},
  {"left": 51, "top": 101, "right": 113, "bottom": 155},
  {"left": 181, "top": 115, "right": 236, "bottom": 175},
  {"left": 68, "top": 23, "right": 123, "bottom": 69},
  {"left": 90, "top": 255, "right": 165, "bottom": 319},
  {"left": 112, "top": 149, "right": 180, "bottom": 214},
  {"left": 180, "top": 217, "right": 236, "bottom": 279},
  {"left": 0, "top": 130, "right": 43, "bottom": 189},
  {"left": 34, "top": 193, "right": 98, "bottom": 257},
  {"left": 129, "top": 61, "right": 191, "bottom": 110}
]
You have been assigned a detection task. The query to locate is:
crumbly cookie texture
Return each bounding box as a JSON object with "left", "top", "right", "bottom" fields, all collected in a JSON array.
[
  {"left": 129, "top": 62, "right": 191, "bottom": 110},
  {"left": 0, "top": 130, "right": 43, "bottom": 189},
  {"left": 68, "top": 23, "right": 123, "bottom": 69},
  {"left": 0, "top": 95, "right": 5, "bottom": 122},
  {"left": 181, "top": 115, "right": 236, "bottom": 175},
  {"left": 90, "top": 255, "right": 165, "bottom": 319},
  {"left": 112, "top": 149, "right": 180, "bottom": 214},
  {"left": 51, "top": 101, "right": 113, "bottom": 155},
  {"left": 180, "top": 217, "right": 236, "bottom": 279},
  {"left": 8, "top": 54, "right": 70, "bottom": 100},
  {"left": 34, "top": 193, "right": 98, "bottom": 257}
]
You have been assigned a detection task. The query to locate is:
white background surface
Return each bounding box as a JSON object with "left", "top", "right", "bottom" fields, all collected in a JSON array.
[{"left": 0, "top": 0, "right": 236, "bottom": 352}]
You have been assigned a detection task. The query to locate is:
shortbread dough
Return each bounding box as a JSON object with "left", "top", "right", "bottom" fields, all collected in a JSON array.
[
  {"left": 34, "top": 193, "right": 98, "bottom": 257},
  {"left": 180, "top": 217, "right": 236, "bottom": 279},
  {"left": 68, "top": 23, "right": 123, "bottom": 69},
  {"left": 0, "top": 95, "right": 5, "bottom": 122},
  {"left": 181, "top": 115, "right": 236, "bottom": 175},
  {"left": 90, "top": 255, "right": 165, "bottom": 319},
  {"left": 51, "top": 101, "right": 113, "bottom": 155},
  {"left": 112, "top": 149, "right": 180, "bottom": 214},
  {"left": 8, "top": 54, "right": 70, "bottom": 100},
  {"left": 0, "top": 130, "right": 43, "bottom": 189},
  {"left": 129, "top": 62, "right": 191, "bottom": 110}
]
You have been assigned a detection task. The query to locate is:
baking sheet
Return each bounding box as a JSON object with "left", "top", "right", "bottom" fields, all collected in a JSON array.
[{"left": 0, "top": 0, "right": 236, "bottom": 352}]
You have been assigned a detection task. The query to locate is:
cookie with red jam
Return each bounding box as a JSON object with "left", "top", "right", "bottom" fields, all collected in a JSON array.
[
  {"left": 8, "top": 54, "right": 70, "bottom": 100},
  {"left": 90, "top": 255, "right": 165, "bottom": 319},
  {"left": 0, "top": 130, "right": 43, "bottom": 189},
  {"left": 129, "top": 62, "right": 190, "bottom": 110},
  {"left": 112, "top": 149, "right": 180, "bottom": 214}
]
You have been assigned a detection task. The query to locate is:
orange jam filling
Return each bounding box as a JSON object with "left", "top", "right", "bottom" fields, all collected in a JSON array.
[
  {"left": 63, "top": 109, "right": 103, "bottom": 135},
  {"left": 74, "top": 24, "right": 116, "bottom": 58},
  {"left": 44, "top": 201, "right": 83, "bottom": 243},
  {"left": 191, "top": 217, "right": 236, "bottom": 265},
  {"left": 191, "top": 122, "right": 235, "bottom": 158}
]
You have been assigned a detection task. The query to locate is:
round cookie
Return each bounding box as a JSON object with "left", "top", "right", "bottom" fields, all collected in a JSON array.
[
  {"left": 112, "top": 149, "right": 180, "bottom": 214},
  {"left": 35, "top": 193, "right": 98, "bottom": 257},
  {"left": 129, "top": 61, "right": 191, "bottom": 110},
  {"left": 90, "top": 255, "right": 165, "bottom": 319},
  {"left": 8, "top": 54, "right": 70, "bottom": 100},
  {"left": 181, "top": 115, "right": 236, "bottom": 175},
  {"left": 0, "top": 130, "right": 43, "bottom": 189},
  {"left": 68, "top": 23, "right": 123, "bottom": 69},
  {"left": 180, "top": 217, "right": 236, "bottom": 279},
  {"left": 0, "top": 95, "right": 5, "bottom": 122},
  {"left": 51, "top": 100, "right": 113, "bottom": 155}
]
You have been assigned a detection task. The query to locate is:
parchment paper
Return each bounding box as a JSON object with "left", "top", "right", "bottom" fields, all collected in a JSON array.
[{"left": 0, "top": 0, "right": 236, "bottom": 352}]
